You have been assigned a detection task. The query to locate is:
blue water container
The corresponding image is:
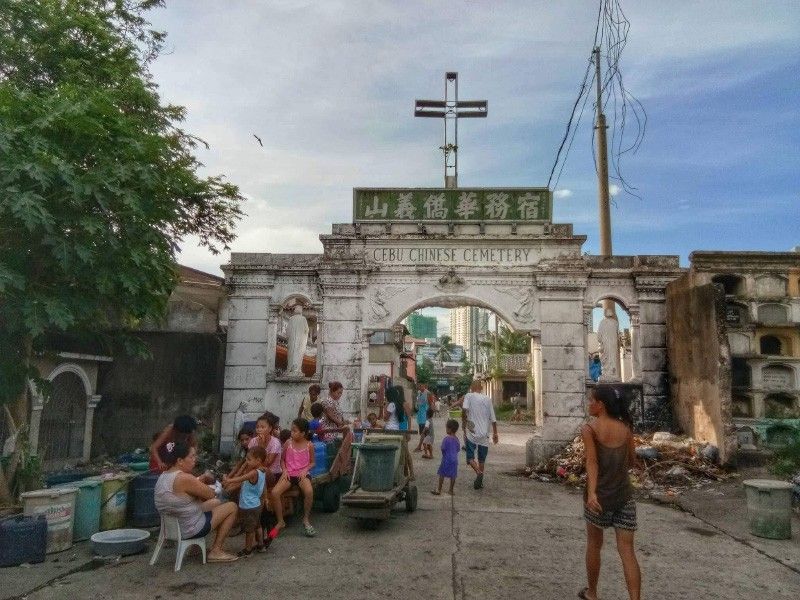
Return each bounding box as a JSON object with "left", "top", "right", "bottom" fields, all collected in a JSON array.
[
  {"left": 129, "top": 472, "right": 160, "bottom": 528},
  {"left": 309, "top": 439, "right": 327, "bottom": 477},
  {"left": 0, "top": 514, "right": 47, "bottom": 567}
]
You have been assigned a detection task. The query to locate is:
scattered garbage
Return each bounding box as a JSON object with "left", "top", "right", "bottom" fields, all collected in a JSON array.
[{"left": 512, "top": 432, "right": 736, "bottom": 500}]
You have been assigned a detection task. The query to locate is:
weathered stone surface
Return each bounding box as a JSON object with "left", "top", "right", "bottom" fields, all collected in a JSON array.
[
  {"left": 223, "top": 365, "right": 267, "bottom": 389},
  {"left": 227, "top": 318, "right": 268, "bottom": 343},
  {"left": 641, "top": 370, "right": 669, "bottom": 396},
  {"left": 540, "top": 369, "right": 585, "bottom": 394},
  {"left": 221, "top": 388, "right": 266, "bottom": 412},
  {"left": 640, "top": 347, "right": 668, "bottom": 372},
  {"left": 542, "top": 391, "right": 586, "bottom": 417},
  {"left": 540, "top": 323, "right": 584, "bottom": 347},
  {"left": 321, "top": 365, "right": 361, "bottom": 389},
  {"left": 322, "top": 297, "right": 363, "bottom": 321},
  {"left": 539, "top": 299, "right": 583, "bottom": 324},
  {"left": 225, "top": 342, "right": 268, "bottom": 366},
  {"left": 321, "top": 341, "right": 362, "bottom": 366},
  {"left": 539, "top": 345, "right": 584, "bottom": 371},
  {"left": 227, "top": 297, "right": 270, "bottom": 321},
  {"left": 540, "top": 415, "right": 585, "bottom": 441},
  {"left": 638, "top": 323, "right": 666, "bottom": 348},
  {"left": 321, "top": 321, "right": 361, "bottom": 344},
  {"left": 640, "top": 301, "right": 666, "bottom": 324}
]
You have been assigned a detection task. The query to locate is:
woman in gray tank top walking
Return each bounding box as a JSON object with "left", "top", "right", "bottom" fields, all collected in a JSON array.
[
  {"left": 579, "top": 384, "right": 641, "bottom": 600},
  {"left": 154, "top": 441, "right": 239, "bottom": 563}
]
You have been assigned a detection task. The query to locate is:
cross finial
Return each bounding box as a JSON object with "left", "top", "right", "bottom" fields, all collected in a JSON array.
[{"left": 414, "top": 72, "right": 487, "bottom": 188}]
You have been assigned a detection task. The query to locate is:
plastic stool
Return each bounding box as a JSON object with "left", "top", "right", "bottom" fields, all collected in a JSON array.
[{"left": 149, "top": 514, "right": 206, "bottom": 571}]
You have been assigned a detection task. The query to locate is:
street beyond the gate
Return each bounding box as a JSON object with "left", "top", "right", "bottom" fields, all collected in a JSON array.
[{"left": 4, "top": 420, "right": 798, "bottom": 600}]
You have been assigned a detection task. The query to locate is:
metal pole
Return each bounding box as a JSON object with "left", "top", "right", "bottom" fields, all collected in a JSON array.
[{"left": 594, "top": 47, "right": 615, "bottom": 315}]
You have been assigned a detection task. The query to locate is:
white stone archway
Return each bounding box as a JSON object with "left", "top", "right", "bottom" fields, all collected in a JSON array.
[
  {"left": 29, "top": 356, "right": 106, "bottom": 464},
  {"left": 220, "top": 189, "right": 684, "bottom": 461}
]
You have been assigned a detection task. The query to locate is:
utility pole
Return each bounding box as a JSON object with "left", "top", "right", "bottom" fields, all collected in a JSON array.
[{"left": 593, "top": 47, "right": 615, "bottom": 316}]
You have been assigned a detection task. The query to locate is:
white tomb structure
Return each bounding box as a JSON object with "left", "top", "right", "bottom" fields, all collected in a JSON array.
[{"left": 221, "top": 188, "right": 682, "bottom": 463}]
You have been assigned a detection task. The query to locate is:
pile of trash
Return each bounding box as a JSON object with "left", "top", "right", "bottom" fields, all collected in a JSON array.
[{"left": 517, "top": 432, "right": 736, "bottom": 499}]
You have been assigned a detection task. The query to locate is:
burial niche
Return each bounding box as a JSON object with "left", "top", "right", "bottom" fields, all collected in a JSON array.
[{"left": 276, "top": 299, "right": 317, "bottom": 377}]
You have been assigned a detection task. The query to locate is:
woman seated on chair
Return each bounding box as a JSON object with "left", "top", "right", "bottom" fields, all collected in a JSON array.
[{"left": 154, "top": 440, "right": 239, "bottom": 563}]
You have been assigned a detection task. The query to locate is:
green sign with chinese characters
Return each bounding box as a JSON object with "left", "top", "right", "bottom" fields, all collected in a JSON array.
[{"left": 353, "top": 188, "right": 552, "bottom": 223}]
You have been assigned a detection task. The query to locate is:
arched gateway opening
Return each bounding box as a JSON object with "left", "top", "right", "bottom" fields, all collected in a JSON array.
[
  {"left": 220, "top": 186, "right": 681, "bottom": 463},
  {"left": 360, "top": 299, "right": 541, "bottom": 426}
]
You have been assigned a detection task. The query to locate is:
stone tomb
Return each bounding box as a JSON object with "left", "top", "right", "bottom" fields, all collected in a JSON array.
[{"left": 221, "top": 188, "right": 682, "bottom": 463}]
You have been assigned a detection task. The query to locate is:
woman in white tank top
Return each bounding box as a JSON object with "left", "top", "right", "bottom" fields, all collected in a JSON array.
[{"left": 154, "top": 441, "right": 240, "bottom": 563}]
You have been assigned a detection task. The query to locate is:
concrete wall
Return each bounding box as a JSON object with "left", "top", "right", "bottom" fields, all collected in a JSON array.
[
  {"left": 666, "top": 278, "right": 736, "bottom": 463},
  {"left": 92, "top": 332, "right": 226, "bottom": 458}
]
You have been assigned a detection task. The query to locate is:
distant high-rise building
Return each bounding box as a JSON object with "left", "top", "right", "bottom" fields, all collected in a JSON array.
[
  {"left": 406, "top": 312, "right": 438, "bottom": 340},
  {"left": 450, "top": 307, "right": 489, "bottom": 364}
]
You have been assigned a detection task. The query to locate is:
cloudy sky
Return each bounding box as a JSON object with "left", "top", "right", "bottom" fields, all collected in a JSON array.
[{"left": 148, "top": 1, "right": 800, "bottom": 286}]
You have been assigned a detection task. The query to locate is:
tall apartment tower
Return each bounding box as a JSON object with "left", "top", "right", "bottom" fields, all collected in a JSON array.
[{"left": 450, "top": 306, "right": 489, "bottom": 364}]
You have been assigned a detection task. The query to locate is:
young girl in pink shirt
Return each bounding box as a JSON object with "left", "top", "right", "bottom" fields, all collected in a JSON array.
[{"left": 270, "top": 418, "right": 316, "bottom": 537}]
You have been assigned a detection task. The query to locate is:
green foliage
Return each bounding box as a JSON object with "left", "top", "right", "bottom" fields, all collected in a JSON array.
[
  {"left": 416, "top": 357, "right": 435, "bottom": 386},
  {"left": 0, "top": 0, "right": 244, "bottom": 402},
  {"left": 452, "top": 360, "right": 474, "bottom": 397},
  {"left": 771, "top": 438, "right": 800, "bottom": 477},
  {"left": 434, "top": 335, "right": 454, "bottom": 365}
]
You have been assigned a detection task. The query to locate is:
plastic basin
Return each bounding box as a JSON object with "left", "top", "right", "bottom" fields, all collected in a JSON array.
[
  {"left": 90, "top": 528, "right": 150, "bottom": 556},
  {"left": 127, "top": 462, "right": 150, "bottom": 472}
]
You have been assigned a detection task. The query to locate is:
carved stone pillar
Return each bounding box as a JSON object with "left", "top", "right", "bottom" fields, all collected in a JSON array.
[
  {"left": 266, "top": 308, "right": 279, "bottom": 378},
  {"left": 629, "top": 308, "right": 641, "bottom": 380},
  {"left": 359, "top": 330, "right": 372, "bottom": 419},
  {"left": 83, "top": 394, "right": 102, "bottom": 462},
  {"left": 531, "top": 337, "right": 543, "bottom": 425},
  {"left": 28, "top": 386, "right": 45, "bottom": 456}
]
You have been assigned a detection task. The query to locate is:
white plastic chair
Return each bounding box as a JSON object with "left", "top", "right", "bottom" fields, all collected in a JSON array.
[{"left": 149, "top": 514, "right": 206, "bottom": 572}]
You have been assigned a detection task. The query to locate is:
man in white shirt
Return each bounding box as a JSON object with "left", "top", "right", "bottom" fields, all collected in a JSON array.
[{"left": 461, "top": 380, "right": 499, "bottom": 489}]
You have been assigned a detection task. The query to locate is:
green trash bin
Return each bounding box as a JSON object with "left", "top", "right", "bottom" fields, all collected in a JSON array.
[
  {"left": 743, "top": 479, "right": 794, "bottom": 539},
  {"left": 55, "top": 478, "right": 101, "bottom": 541},
  {"left": 358, "top": 444, "right": 398, "bottom": 492}
]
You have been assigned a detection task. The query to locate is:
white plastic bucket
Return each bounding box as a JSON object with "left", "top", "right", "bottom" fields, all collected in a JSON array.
[{"left": 21, "top": 487, "right": 78, "bottom": 553}]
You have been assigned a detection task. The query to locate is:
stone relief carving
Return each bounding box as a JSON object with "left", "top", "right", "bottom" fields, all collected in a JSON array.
[
  {"left": 370, "top": 287, "right": 407, "bottom": 320},
  {"left": 434, "top": 269, "right": 467, "bottom": 292},
  {"left": 498, "top": 286, "right": 536, "bottom": 323}
]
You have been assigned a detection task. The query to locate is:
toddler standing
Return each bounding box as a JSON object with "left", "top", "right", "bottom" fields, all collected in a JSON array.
[
  {"left": 421, "top": 407, "right": 435, "bottom": 458},
  {"left": 224, "top": 446, "right": 266, "bottom": 556},
  {"left": 431, "top": 419, "right": 460, "bottom": 495}
]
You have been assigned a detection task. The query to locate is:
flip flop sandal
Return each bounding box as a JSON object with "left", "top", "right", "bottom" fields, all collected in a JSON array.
[
  {"left": 208, "top": 552, "right": 239, "bottom": 563},
  {"left": 430, "top": 490, "right": 441, "bottom": 496},
  {"left": 303, "top": 524, "right": 317, "bottom": 537},
  {"left": 577, "top": 588, "right": 596, "bottom": 600},
  {"left": 236, "top": 548, "right": 253, "bottom": 558}
]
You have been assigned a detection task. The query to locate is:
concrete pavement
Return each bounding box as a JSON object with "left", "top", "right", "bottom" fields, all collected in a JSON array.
[{"left": 4, "top": 420, "right": 799, "bottom": 599}]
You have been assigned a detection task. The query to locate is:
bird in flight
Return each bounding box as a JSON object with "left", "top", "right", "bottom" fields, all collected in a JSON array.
[{"left": 253, "top": 134, "right": 263, "bottom": 147}]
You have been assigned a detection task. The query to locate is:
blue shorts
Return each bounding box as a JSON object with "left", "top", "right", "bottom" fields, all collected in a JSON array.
[
  {"left": 465, "top": 439, "right": 488, "bottom": 464},
  {"left": 189, "top": 511, "right": 212, "bottom": 539}
]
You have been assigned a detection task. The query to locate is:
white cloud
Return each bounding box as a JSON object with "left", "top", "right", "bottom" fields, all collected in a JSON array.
[{"left": 141, "top": 1, "right": 800, "bottom": 274}]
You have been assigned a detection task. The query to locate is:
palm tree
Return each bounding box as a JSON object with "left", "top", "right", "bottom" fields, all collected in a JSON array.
[
  {"left": 435, "top": 335, "right": 455, "bottom": 367},
  {"left": 479, "top": 325, "right": 529, "bottom": 375}
]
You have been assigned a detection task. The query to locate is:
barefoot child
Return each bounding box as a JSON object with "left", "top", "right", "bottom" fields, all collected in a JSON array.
[
  {"left": 431, "top": 419, "right": 460, "bottom": 495},
  {"left": 270, "top": 418, "right": 317, "bottom": 537},
  {"left": 223, "top": 446, "right": 266, "bottom": 557},
  {"left": 421, "top": 407, "right": 434, "bottom": 458}
]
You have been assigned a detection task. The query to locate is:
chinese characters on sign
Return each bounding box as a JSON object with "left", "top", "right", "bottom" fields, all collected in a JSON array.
[{"left": 353, "top": 188, "right": 552, "bottom": 222}]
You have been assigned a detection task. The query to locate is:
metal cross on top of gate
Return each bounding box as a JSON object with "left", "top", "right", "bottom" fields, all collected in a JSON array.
[{"left": 414, "top": 72, "right": 487, "bottom": 189}]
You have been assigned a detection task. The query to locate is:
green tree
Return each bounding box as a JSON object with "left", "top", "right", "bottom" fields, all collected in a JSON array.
[
  {"left": 480, "top": 325, "right": 529, "bottom": 375},
  {"left": 0, "top": 0, "right": 243, "bottom": 502},
  {"left": 434, "top": 335, "right": 454, "bottom": 366},
  {"left": 453, "top": 359, "right": 474, "bottom": 397},
  {"left": 416, "top": 357, "right": 435, "bottom": 386}
]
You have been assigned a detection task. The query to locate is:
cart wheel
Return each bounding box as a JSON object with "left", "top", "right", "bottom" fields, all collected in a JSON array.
[
  {"left": 360, "top": 518, "right": 380, "bottom": 530},
  {"left": 404, "top": 484, "right": 418, "bottom": 512},
  {"left": 321, "top": 483, "right": 341, "bottom": 513}
]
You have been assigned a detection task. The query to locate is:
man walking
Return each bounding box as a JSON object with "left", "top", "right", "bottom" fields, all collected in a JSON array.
[{"left": 462, "top": 380, "right": 498, "bottom": 489}]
